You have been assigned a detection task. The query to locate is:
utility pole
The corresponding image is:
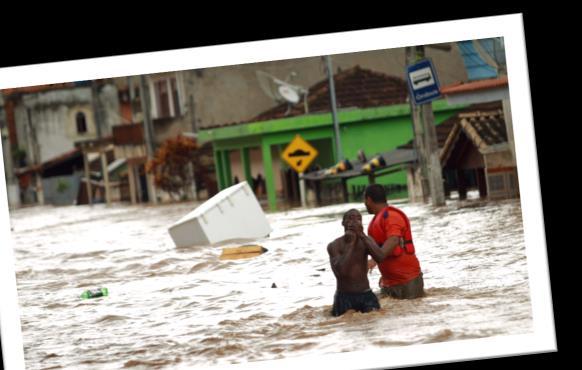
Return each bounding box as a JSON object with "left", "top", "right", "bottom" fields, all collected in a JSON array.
[
  {"left": 325, "top": 56, "right": 343, "bottom": 161},
  {"left": 91, "top": 80, "right": 103, "bottom": 139},
  {"left": 183, "top": 71, "right": 199, "bottom": 201},
  {"left": 139, "top": 75, "right": 158, "bottom": 205},
  {"left": 422, "top": 100, "right": 446, "bottom": 206},
  {"left": 406, "top": 45, "right": 446, "bottom": 207},
  {"left": 406, "top": 46, "right": 430, "bottom": 203},
  {"left": 126, "top": 76, "right": 139, "bottom": 204}
]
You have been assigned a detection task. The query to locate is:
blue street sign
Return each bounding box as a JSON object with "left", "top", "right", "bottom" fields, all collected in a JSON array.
[{"left": 406, "top": 59, "right": 441, "bottom": 105}]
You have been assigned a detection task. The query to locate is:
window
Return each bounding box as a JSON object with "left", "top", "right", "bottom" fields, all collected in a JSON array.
[
  {"left": 488, "top": 174, "right": 505, "bottom": 192},
  {"left": 508, "top": 172, "right": 517, "bottom": 191},
  {"left": 153, "top": 77, "right": 181, "bottom": 118},
  {"left": 76, "top": 112, "right": 87, "bottom": 134}
]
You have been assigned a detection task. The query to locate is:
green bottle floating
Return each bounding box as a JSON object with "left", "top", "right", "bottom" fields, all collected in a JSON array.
[{"left": 80, "top": 288, "right": 109, "bottom": 300}]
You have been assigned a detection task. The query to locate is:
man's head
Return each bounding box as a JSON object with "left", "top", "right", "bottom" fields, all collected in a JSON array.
[
  {"left": 342, "top": 209, "right": 363, "bottom": 233},
  {"left": 364, "top": 184, "right": 387, "bottom": 215}
]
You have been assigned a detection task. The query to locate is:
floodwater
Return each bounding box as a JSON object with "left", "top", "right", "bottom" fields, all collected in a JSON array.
[{"left": 8, "top": 193, "right": 532, "bottom": 369}]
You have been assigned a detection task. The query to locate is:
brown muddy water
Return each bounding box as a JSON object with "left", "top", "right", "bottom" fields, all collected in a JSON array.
[{"left": 8, "top": 195, "right": 532, "bottom": 369}]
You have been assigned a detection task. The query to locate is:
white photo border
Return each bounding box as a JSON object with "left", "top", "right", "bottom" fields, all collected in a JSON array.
[{"left": 0, "top": 13, "right": 556, "bottom": 370}]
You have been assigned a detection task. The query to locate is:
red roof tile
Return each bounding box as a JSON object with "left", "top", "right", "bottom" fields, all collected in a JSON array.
[
  {"left": 2, "top": 83, "right": 76, "bottom": 96},
  {"left": 440, "top": 76, "right": 508, "bottom": 95}
]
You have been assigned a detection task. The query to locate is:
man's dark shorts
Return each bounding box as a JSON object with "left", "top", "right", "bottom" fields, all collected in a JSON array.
[
  {"left": 380, "top": 273, "right": 425, "bottom": 299},
  {"left": 332, "top": 289, "right": 380, "bottom": 317}
]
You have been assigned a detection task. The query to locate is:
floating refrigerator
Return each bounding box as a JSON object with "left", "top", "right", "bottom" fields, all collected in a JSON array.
[{"left": 168, "top": 181, "right": 272, "bottom": 247}]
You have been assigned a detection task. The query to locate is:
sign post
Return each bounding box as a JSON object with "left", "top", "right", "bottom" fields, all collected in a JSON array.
[
  {"left": 281, "top": 135, "right": 319, "bottom": 207},
  {"left": 406, "top": 58, "right": 441, "bottom": 105},
  {"left": 406, "top": 56, "right": 445, "bottom": 206}
]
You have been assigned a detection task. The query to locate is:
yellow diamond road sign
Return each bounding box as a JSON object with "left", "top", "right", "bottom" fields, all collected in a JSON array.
[{"left": 281, "top": 135, "right": 318, "bottom": 173}]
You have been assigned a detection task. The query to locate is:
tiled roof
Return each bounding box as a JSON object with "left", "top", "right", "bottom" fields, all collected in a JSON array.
[
  {"left": 1, "top": 83, "right": 76, "bottom": 96},
  {"left": 440, "top": 102, "right": 507, "bottom": 165},
  {"left": 440, "top": 76, "right": 508, "bottom": 95},
  {"left": 459, "top": 111, "right": 507, "bottom": 147},
  {"left": 205, "top": 66, "right": 409, "bottom": 129},
  {"left": 399, "top": 101, "right": 503, "bottom": 151},
  {"left": 14, "top": 148, "right": 82, "bottom": 175}
]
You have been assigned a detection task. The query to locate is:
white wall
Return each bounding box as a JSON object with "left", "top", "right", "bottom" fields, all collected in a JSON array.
[{"left": 15, "top": 85, "right": 121, "bottom": 164}]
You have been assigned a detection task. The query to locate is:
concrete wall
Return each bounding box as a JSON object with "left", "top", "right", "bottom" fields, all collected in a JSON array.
[
  {"left": 14, "top": 85, "right": 121, "bottom": 164},
  {"left": 484, "top": 149, "right": 513, "bottom": 169},
  {"left": 42, "top": 173, "right": 82, "bottom": 206}
]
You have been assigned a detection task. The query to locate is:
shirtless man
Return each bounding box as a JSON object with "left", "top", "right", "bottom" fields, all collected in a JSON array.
[{"left": 327, "top": 209, "right": 380, "bottom": 316}]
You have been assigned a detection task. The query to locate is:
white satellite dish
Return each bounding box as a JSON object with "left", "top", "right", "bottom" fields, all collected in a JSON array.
[
  {"left": 277, "top": 84, "right": 300, "bottom": 104},
  {"left": 256, "top": 70, "right": 309, "bottom": 114}
]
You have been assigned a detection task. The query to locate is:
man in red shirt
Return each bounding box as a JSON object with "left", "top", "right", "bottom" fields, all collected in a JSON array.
[{"left": 361, "top": 184, "right": 425, "bottom": 299}]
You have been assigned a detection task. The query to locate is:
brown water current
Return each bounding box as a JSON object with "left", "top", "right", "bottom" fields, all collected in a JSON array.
[{"left": 8, "top": 195, "right": 532, "bottom": 369}]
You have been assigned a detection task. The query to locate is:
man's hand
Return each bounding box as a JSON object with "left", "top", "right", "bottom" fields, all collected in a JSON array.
[
  {"left": 359, "top": 234, "right": 377, "bottom": 249},
  {"left": 368, "top": 259, "right": 377, "bottom": 274},
  {"left": 344, "top": 229, "right": 357, "bottom": 245}
]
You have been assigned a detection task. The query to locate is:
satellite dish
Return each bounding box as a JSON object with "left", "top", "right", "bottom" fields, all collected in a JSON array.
[
  {"left": 256, "top": 70, "right": 309, "bottom": 114},
  {"left": 277, "top": 84, "right": 300, "bottom": 104}
]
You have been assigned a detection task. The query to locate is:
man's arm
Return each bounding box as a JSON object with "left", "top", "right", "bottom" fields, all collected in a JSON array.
[
  {"left": 328, "top": 243, "right": 340, "bottom": 278},
  {"left": 359, "top": 233, "right": 400, "bottom": 263},
  {"left": 327, "top": 233, "right": 358, "bottom": 276}
]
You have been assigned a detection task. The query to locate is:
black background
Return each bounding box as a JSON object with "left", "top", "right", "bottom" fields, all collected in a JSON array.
[{"left": 0, "top": 5, "right": 565, "bottom": 370}]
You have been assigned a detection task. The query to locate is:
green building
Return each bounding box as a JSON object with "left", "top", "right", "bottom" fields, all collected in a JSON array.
[{"left": 198, "top": 67, "right": 464, "bottom": 211}]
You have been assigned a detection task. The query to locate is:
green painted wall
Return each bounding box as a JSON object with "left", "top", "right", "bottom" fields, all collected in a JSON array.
[
  {"left": 200, "top": 101, "right": 465, "bottom": 209},
  {"left": 338, "top": 109, "right": 459, "bottom": 200}
]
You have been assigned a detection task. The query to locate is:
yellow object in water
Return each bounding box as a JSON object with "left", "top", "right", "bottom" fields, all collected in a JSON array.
[
  {"left": 220, "top": 252, "right": 263, "bottom": 260},
  {"left": 220, "top": 245, "right": 268, "bottom": 260}
]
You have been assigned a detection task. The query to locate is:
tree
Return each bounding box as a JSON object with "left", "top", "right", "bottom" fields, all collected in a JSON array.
[{"left": 146, "top": 135, "right": 198, "bottom": 201}]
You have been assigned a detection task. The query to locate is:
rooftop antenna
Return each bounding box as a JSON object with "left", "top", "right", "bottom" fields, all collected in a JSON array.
[{"left": 256, "top": 70, "right": 309, "bottom": 115}]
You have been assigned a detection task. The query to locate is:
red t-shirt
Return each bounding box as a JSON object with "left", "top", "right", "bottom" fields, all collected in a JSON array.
[{"left": 368, "top": 206, "right": 421, "bottom": 287}]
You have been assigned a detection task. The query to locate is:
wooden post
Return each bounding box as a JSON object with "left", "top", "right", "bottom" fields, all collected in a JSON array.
[
  {"left": 341, "top": 178, "right": 349, "bottom": 203},
  {"left": 422, "top": 100, "right": 446, "bottom": 207},
  {"left": 128, "top": 162, "right": 137, "bottom": 204},
  {"left": 502, "top": 99, "right": 516, "bottom": 166},
  {"left": 135, "top": 164, "right": 144, "bottom": 203},
  {"left": 83, "top": 149, "right": 93, "bottom": 205},
  {"left": 406, "top": 46, "right": 430, "bottom": 204},
  {"left": 476, "top": 168, "right": 488, "bottom": 199},
  {"left": 457, "top": 169, "right": 467, "bottom": 200},
  {"left": 101, "top": 151, "right": 111, "bottom": 205},
  {"left": 444, "top": 171, "right": 451, "bottom": 198},
  {"left": 139, "top": 75, "right": 157, "bottom": 205},
  {"left": 35, "top": 172, "right": 44, "bottom": 205},
  {"left": 146, "top": 173, "right": 157, "bottom": 205}
]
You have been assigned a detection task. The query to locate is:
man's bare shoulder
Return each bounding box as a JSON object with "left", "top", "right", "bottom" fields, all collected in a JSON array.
[{"left": 327, "top": 236, "right": 345, "bottom": 252}]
